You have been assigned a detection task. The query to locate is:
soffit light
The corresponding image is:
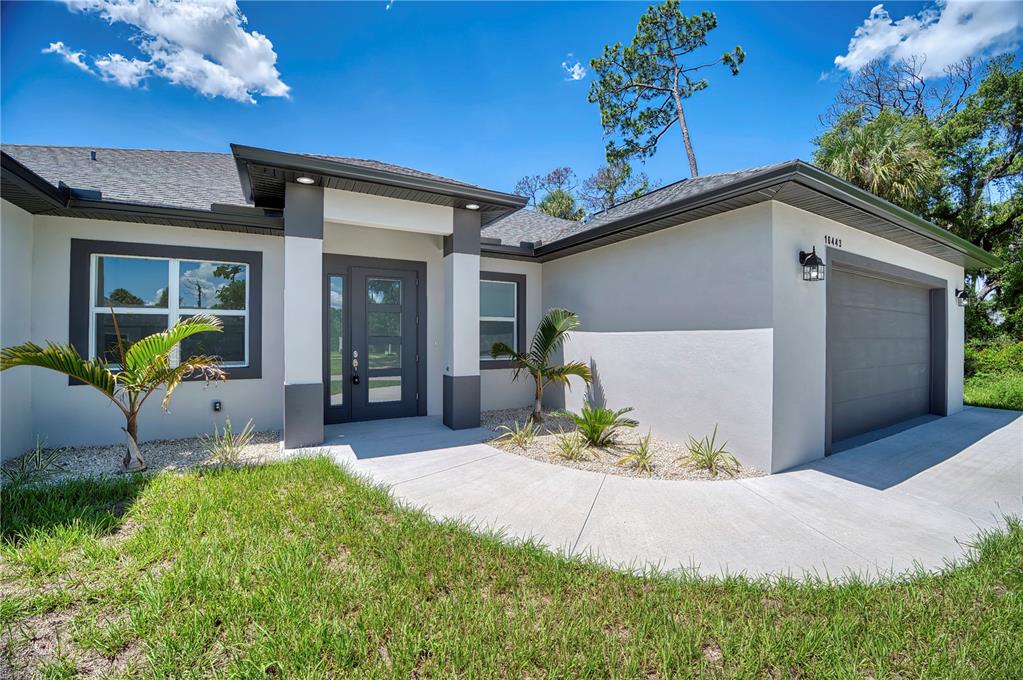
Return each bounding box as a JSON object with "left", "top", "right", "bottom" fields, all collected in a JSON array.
[
  {"left": 955, "top": 288, "right": 969, "bottom": 307},
  {"left": 798, "top": 247, "right": 825, "bottom": 282},
  {"left": 295, "top": 176, "right": 316, "bottom": 185},
  {"left": 465, "top": 203, "right": 480, "bottom": 210}
]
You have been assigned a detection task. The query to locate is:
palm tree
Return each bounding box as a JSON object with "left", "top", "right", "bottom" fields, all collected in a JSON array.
[
  {"left": 0, "top": 313, "right": 226, "bottom": 471},
  {"left": 491, "top": 308, "right": 592, "bottom": 423},
  {"left": 813, "top": 108, "right": 942, "bottom": 211}
]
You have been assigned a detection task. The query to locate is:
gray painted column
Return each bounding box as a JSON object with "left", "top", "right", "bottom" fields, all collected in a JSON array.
[
  {"left": 283, "top": 182, "right": 325, "bottom": 448},
  {"left": 443, "top": 208, "right": 481, "bottom": 429}
]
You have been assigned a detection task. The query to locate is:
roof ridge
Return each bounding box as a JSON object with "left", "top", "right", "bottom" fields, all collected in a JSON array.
[{"left": 1, "top": 143, "right": 232, "bottom": 156}]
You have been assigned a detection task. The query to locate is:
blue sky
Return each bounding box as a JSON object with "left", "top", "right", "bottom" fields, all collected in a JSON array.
[{"left": 2, "top": 1, "right": 1018, "bottom": 194}]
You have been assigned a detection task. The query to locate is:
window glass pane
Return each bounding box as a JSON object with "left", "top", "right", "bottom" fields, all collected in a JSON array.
[
  {"left": 480, "top": 280, "right": 516, "bottom": 318},
  {"left": 96, "top": 256, "right": 169, "bottom": 308},
  {"left": 180, "top": 315, "right": 246, "bottom": 364},
  {"left": 368, "top": 342, "right": 401, "bottom": 369},
  {"left": 179, "top": 261, "right": 247, "bottom": 310},
  {"left": 367, "top": 278, "right": 401, "bottom": 305},
  {"left": 94, "top": 313, "right": 168, "bottom": 362},
  {"left": 329, "top": 276, "right": 344, "bottom": 406},
  {"left": 480, "top": 320, "right": 515, "bottom": 358},
  {"left": 368, "top": 376, "right": 402, "bottom": 403},
  {"left": 368, "top": 311, "right": 401, "bottom": 337}
]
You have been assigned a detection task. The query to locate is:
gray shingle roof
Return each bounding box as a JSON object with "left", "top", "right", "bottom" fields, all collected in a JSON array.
[
  {"left": 481, "top": 209, "right": 582, "bottom": 246},
  {"left": 2, "top": 144, "right": 491, "bottom": 213},
  {"left": 483, "top": 161, "right": 797, "bottom": 248},
  {"left": 2, "top": 145, "right": 249, "bottom": 212}
]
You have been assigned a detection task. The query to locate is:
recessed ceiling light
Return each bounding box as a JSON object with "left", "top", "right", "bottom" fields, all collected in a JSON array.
[
  {"left": 465, "top": 203, "right": 480, "bottom": 210},
  {"left": 296, "top": 176, "right": 315, "bottom": 185}
]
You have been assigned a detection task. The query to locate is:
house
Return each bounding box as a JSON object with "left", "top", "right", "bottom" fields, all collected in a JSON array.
[{"left": 0, "top": 144, "right": 999, "bottom": 472}]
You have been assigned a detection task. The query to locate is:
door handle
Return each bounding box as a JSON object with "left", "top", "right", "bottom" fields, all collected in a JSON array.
[{"left": 352, "top": 350, "right": 359, "bottom": 384}]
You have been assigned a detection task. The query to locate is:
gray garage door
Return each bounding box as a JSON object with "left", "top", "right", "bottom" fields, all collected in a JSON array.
[{"left": 829, "top": 268, "right": 932, "bottom": 443}]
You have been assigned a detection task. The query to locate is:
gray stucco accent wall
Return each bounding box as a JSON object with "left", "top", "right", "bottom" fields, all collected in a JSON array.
[
  {"left": 284, "top": 382, "right": 324, "bottom": 448},
  {"left": 284, "top": 182, "right": 324, "bottom": 239},
  {"left": 444, "top": 374, "right": 481, "bottom": 429},
  {"left": 444, "top": 208, "right": 482, "bottom": 256}
]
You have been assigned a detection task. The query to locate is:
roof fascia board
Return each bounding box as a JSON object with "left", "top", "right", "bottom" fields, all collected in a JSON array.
[
  {"left": 790, "top": 162, "right": 1001, "bottom": 269},
  {"left": 480, "top": 244, "right": 537, "bottom": 261},
  {"left": 67, "top": 197, "right": 284, "bottom": 230},
  {"left": 231, "top": 144, "right": 527, "bottom": 209}
]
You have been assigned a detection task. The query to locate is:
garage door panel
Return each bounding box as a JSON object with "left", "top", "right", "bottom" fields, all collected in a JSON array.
[
  {"left": 832, "top": 362, "right": 930, "bottom": 404},
  {"left": 831, "top": 388, "right": 931, "bottom": 442},
  {"left": 829, "top": 268, "right": 933, "bottom": 444},
  {"left": 830, "top": 337, "right": 930, "bottom": 372},
  {"left": 828, "top": 305, "right": 930, "bottom": 341},
  {"left": 832, "top": 272, "right": 930, "bottom": 313}
]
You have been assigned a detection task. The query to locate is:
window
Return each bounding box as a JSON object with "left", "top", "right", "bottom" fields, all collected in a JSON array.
[
  {"left": 71, "top": 239, "right": 262, "bottom": 380},
  {"left": 479, "top": 272, "right": 526, "bottom": 367},
  {"left": 91, "top": 255, "right": 249, "bottom": 367}
]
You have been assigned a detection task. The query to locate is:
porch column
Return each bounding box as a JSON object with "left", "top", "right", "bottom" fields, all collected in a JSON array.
[
  {"left": 283, "top": 182, "right": 324, "bottom": 448},
  {"left": 443, "top": 208, "right": 481, "bottom": 429}
]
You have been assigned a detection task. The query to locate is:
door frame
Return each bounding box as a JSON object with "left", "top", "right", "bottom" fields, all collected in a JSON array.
[
  {"left": 824, "top": 247, "right": 948, "bottom": 454},
  {"left": 322, "top": 253, "right": 428, "bottom": 424}
]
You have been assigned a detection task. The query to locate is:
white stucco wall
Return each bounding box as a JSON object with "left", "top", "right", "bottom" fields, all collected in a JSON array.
[
  {"left": 323, "top": 221, "right": 445, "bottom": 416},
  {"left": 444, "top": 253, "right": 480, "bottom": 377},
  {"left": 770, "top": 201, "right": 965, "bottom": 472},
  {"left": 324, "top": 188, "right": 454, "bottom": 236},
  {"left": 283, "top": 235, "right": 323, "bottom": 385},
  {"left": 480, "top": 257, "right": 543, "bottom": 411},
  {"left": 23, "top": 215, "right": 285, "bottom": 448},
  {"left": 541, "top": 203, "right": 776, "bottom": 471},
  {"left": 1, "top": 200, "right": 36, "bottom": 459}
]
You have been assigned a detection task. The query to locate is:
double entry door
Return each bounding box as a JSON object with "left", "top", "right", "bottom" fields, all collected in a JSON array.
[{"left": 323, "top": 255, "right": 425, "bottom": 423}]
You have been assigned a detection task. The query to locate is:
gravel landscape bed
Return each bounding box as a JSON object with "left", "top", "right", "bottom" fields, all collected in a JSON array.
[
  {"left": 481, "top": 407, "right": 765, "bottom": 481},
  {"left": 1, "top": 430, "right": 283, "bottom": 485}
]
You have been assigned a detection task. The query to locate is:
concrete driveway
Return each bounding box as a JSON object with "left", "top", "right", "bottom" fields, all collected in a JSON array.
[{"left": 318, "top": 407, "right": 1022, "bottom": 580}]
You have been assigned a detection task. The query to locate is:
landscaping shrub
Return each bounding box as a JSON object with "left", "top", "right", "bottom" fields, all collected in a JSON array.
[
  {"left": 677, "top": 426, "right": 740, "bottom": 478},
  {"left": 565, "top": 405, "right": 638, "bottom": 447},
  {"left": 964, "top": 338, "right": 1023, "bottom": 411},
  {"left": 617, "top": 430, "right": 654, "bottom": 473}
]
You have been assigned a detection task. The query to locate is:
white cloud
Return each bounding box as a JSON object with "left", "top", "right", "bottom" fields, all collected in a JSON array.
[
  {"left": 561, "top": 55, "right": 586, "bottom": 82},
  {"left": 44, "top": 0, "right": 289, "bottom": 104},
  {"left": 43, "top": 41, "right": 92, "bottom": 73},
  {"left": 834, "top": 1, "right": 1023, "bottom": 77}
]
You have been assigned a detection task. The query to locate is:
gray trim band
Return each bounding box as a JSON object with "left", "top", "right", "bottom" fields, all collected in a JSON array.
[
  {"left": 284, "top": 183, "right": 324, "bottom": 239},
  {"left": 69, "top": 238, "right": 263, "bottom": 383},
  {"left": 284, "top": 382, "right": 324, "bottom": 448},
  {"left": 444, "top": 208, "right": 482, "bottom": 256},
  {"left": 479, "top": 271, "right": 527, "bottom": 370},
  {"left": 443, "top": 374, "right": 481, "bottom": 429}
]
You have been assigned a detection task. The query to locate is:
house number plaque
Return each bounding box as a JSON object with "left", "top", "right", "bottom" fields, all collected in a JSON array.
[{"left": 825, "top": 235, "right": 843, "bottom": 248}]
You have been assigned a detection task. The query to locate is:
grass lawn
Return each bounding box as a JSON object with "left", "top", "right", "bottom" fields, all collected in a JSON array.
[{"left": 2, "top": 458, "right": 1021, "bottom": 678}]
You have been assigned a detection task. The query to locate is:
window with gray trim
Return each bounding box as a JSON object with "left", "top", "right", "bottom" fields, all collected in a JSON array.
[
  {"left": 480, "top": 271, "right": 526, "bottom": 368},
  {"left": 70, "top": 239, "right": 262, "bottom": 380}
]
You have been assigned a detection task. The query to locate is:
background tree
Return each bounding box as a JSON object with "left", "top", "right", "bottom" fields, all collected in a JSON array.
[
  {"left": 537, "top": 188, "right": 586, "bottom": 221},
  {"left": 106, "top": 287, "right": 145, "bottom": 306},
  {"left": 815, "top": 54, "right": 1022, "bottom": 340},
  {"left": 588, "top": 0, "right": 745, "bottom": 177},
  {"left": 513, "top": 167, "right": 577, "bottom": 209},
  {"left": 579, "top": 161, "right": 654, "bottom": 213}
]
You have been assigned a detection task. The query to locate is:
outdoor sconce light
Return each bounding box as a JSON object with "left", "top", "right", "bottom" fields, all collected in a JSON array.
[
  {"left": 955, "top": 288, "right": 969, "bottom": 307},
  {"left": 799, "top": 247, "right": 825, "bottom": 282}
]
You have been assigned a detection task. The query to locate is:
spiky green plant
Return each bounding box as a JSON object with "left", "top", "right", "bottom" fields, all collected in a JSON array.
[
  {"left": 0, "top": 313, "right": 226, "bottom": 471},
  {"left": 676, "top": 425, "right": 740, "bottom": 478},
  {"left": 494, "top": 420, "right": 539, "bottom": 450},
  {"left": 491, "top": 308, "right": 592, "bottom": 423},
  {"left": 1, "top": 437, "right": 65, "bottom": 487},
  {"left": 552, "top": 428, "right": 589, "bottom": 461},
  {"left": 566, "top": 405, "right": 638, "bottom": 447},
  {"left": 201, "top": 418, "right": 256, "bottom": 467},
  {"left": 617, "top": 430, "right": 655, "bottom": 473}
]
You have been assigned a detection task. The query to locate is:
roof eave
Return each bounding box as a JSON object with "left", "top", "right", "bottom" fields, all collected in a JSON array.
[{"left": 231, "top": 143, "right": 527, "bottom": 210}]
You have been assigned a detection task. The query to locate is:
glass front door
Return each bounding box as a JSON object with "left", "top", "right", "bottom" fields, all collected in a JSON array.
[{"left": 323, "top": 256, "right": 422, "bottom": 423}]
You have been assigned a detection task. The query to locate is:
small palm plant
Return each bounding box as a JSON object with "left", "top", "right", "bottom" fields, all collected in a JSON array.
[
  {"left": 567, "top": 405, "right": 638, "bottom": 447},
  {"left": 491, "top": 308, "right": 592, "bottom": 423},
  {"left": 0, "top": 313, "right": 226, "bottom": 471}
]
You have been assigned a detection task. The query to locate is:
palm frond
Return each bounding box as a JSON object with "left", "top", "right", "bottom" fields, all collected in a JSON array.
[
  {"left": 541, "top": 361, "right": 592, "bottom": 388},
  {"left": 0, "top": 341, "right": 118, "bottom": 396},
  {"left": 491, "top": 341, "right": 539, "bottom": 382},
  {"left": 159, "top": 356, "right": 227, "bottom": 409},
  {"left": 123, "top": 313, "right": 223, "bottom": 371},
  {"left": 527, "top": 308, "right": 581, "bottom": 367}
]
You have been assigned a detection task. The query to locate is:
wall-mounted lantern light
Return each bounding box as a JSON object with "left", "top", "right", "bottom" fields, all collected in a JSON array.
[
  {"left": 798, "top": 247, "right": 825, "bottom": 282},
  {"left": 955, "top": 288, "right": 969, "bottom": 307}
]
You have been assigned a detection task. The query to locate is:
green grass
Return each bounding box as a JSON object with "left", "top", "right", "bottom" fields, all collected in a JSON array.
[
  {"left": 2, "top": 459, "right": 1021, "bottom": 677},
  {"left": 964, "top": 371, "right": 1023, "bottom": 411}
]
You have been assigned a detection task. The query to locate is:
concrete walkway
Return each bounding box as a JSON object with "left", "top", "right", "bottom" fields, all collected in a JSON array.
[{"left": 317, "top": 407, "right": 1023, "bottom": 580}]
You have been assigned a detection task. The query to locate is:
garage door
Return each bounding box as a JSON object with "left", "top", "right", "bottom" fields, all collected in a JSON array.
[{"left": 829, "top": 268, "right": 932, "bottom": 443}]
